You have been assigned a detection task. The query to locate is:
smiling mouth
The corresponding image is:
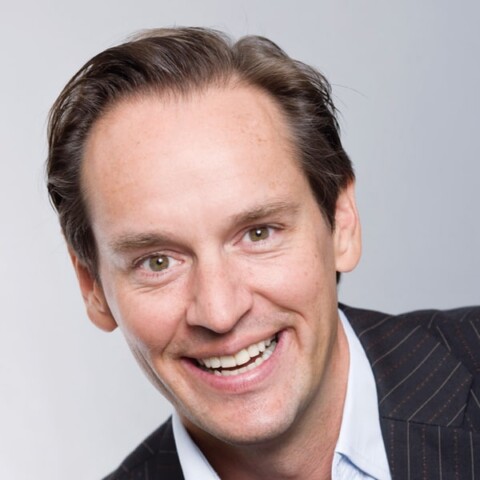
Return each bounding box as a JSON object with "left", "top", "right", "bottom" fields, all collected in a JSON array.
[{"left": 195, "top": 334, "right": 278, "bottom": 376}]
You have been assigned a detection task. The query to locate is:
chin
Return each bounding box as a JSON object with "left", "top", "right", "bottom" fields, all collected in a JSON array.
[{"left": 185, "top": 400, "right": 301, "bottom": 448}]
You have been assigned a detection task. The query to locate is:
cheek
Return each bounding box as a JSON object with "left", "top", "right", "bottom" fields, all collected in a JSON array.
[
  {"left": 104, "top": 281, "right": 186, "bottom": 352},
  {"left": 253, "top": 247, "right": 336, "bottom": 312}
]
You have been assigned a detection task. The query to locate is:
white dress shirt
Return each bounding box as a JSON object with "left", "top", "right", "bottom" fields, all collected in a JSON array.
[
  {"left": 333, "top": 310, "right": 391, "bottom": 479},
  {"left": 172, "top": 309, "right": 391, "bottom": 479}
]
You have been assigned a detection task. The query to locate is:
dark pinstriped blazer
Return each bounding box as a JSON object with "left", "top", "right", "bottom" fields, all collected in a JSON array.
[{"left": 104, "top": 305, "right": 480, "bottom": 479}]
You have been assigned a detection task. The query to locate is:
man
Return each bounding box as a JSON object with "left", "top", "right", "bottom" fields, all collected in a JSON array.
[{"left": 46, "top": 28, "right": 480, "bottom": 479}]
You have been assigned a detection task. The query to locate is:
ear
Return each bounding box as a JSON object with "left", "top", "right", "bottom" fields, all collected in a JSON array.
[
  {"left": 333, "top": 181, "right": 362, "bottom": 273},
  {"left": 69, "top": 250, "right": 117, "bottom": 332}
]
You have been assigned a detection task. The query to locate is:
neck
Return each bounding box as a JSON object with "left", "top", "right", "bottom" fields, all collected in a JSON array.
[{"left": 186, "top": 320, "right": 350, "bottom": 480}]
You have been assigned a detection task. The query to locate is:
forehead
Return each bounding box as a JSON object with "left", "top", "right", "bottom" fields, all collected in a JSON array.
[
  {"left": 82, "top": 85, "right": 310, "bottom": 240},
  {"left": 85, "top": 85, "right": 297, "bottom": 177}
]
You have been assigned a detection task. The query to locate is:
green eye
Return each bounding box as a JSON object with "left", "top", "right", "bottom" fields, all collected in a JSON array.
[
  {"left": 148, "top": 255, "right": 170, "bottom": 271},
  {"left": 248, "top": 227, "right": 270, "bottom": 242}
]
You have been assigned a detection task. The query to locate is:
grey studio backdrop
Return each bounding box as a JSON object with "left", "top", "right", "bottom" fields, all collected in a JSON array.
[{"left": 1, "top": 1, "right": 479, "bottom": 478}]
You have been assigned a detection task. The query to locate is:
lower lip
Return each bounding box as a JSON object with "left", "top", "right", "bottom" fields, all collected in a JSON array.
[{"left": 182, "top": 331, "right": 287, "bottom": 394}]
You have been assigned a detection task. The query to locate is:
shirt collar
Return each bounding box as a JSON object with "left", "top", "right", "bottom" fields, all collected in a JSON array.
[
  {"left": 336, "top": 309, "right": 391, "bottom": 479},
  {"left": 172, "top": 411, "right": 221, "bottom": 480}
]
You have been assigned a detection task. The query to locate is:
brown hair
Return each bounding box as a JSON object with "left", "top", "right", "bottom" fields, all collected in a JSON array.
[{"left": 47, "top": 27, "right": 354, "bottom": 276}]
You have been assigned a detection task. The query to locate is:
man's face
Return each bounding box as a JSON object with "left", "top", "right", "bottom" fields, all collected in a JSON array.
[{"left": 77, "top": 85, "right": 360, "bottom": 446}]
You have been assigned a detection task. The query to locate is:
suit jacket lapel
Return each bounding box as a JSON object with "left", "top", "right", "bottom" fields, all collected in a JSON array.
[{"left": 342, "top": 305, "right": 479, "bottom": 480}]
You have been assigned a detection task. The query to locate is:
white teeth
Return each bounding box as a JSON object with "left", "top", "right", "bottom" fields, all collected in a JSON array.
[
  {"left": 197, "top": 335, "right": 277, "bottom": 376},
  {"left": 220, "top": 355, "right": 236, "bottom": 368},
  {"left": 210, "top": 357, "right": 221, "bottom": 369},
  {"left": 247, "top": 344, "right": 259, "bottom": 357},
  {"left": 263, "top": 344, "right": 274, "bottom": 360},
  {"left": 234, "top": 349, "right": 250, "bottom": 366}
]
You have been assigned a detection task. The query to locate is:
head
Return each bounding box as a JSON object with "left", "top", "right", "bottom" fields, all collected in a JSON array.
[
  {"left": 47, "top": 27, "right": 355, "bottom": 279},
  {"left": 46, "top": 28, "right": 361, "bottom": 454}
]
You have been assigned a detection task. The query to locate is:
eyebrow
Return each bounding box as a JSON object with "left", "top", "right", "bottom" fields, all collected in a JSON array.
[
  {"left": 109, "top": 200, "right": 300, "bottom": 254},
  {"left": 229, "top": 200, "right": 300, "bottom": 226},
  {"left": 109, "top": 232, "right": 175, "bottom": 255}
]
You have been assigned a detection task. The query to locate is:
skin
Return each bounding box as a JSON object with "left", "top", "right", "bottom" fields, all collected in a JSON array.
[{"left": 72, "top": 84, "right": 362, "bottom": 479}]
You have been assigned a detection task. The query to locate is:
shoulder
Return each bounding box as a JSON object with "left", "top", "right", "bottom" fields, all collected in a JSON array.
[
  {"left": 341, "top": 304, "right": 480, "bottom": 371},
  {"left": 103, "top": 416, "right": 184, "bottom": 480},
  {"left": 341, "top": 303, "right": 480, "bottom": 329},
  {"left": 341, "top": 304, "right": 480, "bottom": 429}
]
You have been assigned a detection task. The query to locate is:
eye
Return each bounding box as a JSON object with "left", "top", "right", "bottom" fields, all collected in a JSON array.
[
  {"left": 132, "top": 252, "right": 183, "bottom": 284},
  {"left": 140, "top": 254, "right": 172, "bottom": 272},
  {"left": 247, "top": 226, "right": 271, "bottom": 242}
]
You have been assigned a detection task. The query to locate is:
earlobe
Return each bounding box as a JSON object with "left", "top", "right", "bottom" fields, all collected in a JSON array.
[
  {"left": 69, "top": 250, "right": 117, "bottom": 332},
  {"left": 334, "top": 182, "right": 362, "bottom": 273}
]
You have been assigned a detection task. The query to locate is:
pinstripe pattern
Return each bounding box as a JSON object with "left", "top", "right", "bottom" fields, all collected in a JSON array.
[
  {"left": 344, "top": 305, "right": 480, "bottom": 480},
  {"left": 103, "top": 305, "right": 480, "bottom": 479}
]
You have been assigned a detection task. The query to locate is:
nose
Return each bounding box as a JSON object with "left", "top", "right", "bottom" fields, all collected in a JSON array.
[{"left": 186, "top": 255, "right": 253, "bottom": 333}]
